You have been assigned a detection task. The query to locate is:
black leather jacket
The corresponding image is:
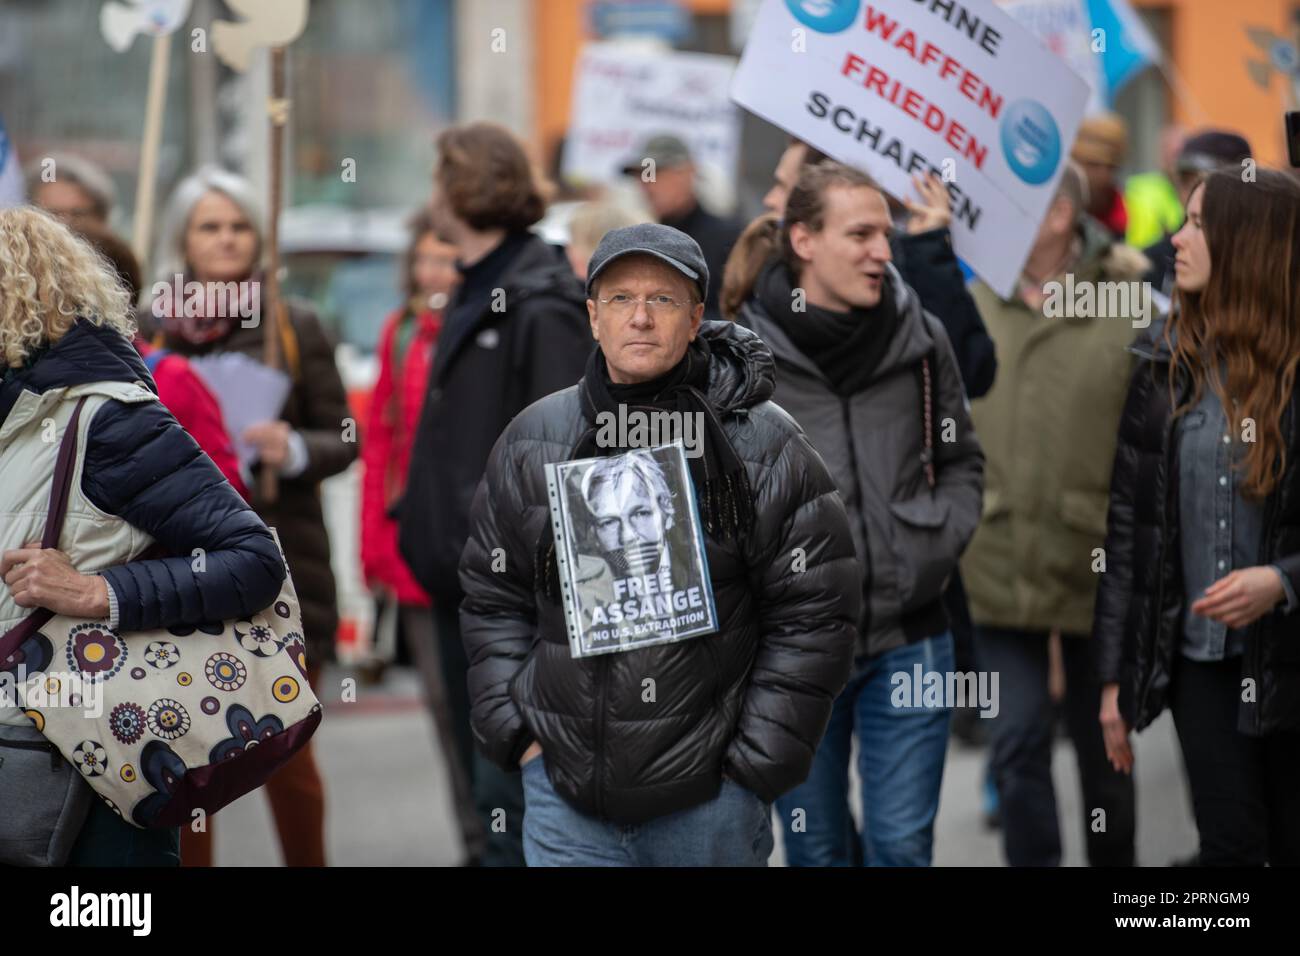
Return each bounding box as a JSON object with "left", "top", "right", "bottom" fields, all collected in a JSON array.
[{"left": 399, "top": 235, "right": 592, "bottom": 602}]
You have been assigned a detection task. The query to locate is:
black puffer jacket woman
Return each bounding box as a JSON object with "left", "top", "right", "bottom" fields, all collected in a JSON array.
[
  {"left": 459, "top": 319, "right": 860, "bottom": 824},
  {"left": 1094, "top": 170, "right": 1300, "bottom": 866},
  {"left": 1094, "top": 321, "right": 1300, "bottom": 736}
]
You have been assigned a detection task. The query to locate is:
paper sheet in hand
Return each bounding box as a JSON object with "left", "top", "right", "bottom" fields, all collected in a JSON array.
[{"left": 186, "top": 352, "right": 292, "bottom": 469}]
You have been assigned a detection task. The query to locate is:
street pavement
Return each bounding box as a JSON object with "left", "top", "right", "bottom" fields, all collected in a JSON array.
[{"left": 212, "top": 664, "right": 1198, "bottom": 867}]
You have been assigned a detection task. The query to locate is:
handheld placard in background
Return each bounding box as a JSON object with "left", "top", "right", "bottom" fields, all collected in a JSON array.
[{"left": 730, "top": 0, "right": 1090, "bottom": 298}]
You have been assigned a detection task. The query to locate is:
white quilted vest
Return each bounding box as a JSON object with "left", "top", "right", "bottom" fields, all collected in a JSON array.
[{"left": 0, "top": 381, "right": 157, "bottom": 725}]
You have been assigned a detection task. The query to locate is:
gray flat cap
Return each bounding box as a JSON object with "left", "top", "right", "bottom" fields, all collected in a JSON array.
[{"left": 584, "top": 222, "right": 709, "bottom": 303}]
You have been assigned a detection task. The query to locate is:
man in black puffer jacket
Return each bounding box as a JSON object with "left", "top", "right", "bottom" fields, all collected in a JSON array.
[{"left": 459, "top": 224, "right": 860, "bottom": 866}]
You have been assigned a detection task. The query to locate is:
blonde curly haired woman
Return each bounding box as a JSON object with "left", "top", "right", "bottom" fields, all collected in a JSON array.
[{"left": 0, "top": 206, "right": 286, "bottom": 866}]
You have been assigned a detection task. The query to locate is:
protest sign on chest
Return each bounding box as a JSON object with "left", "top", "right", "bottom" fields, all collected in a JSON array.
[{"left": 545, "top": 443, "right": 719, "bottom": 660}]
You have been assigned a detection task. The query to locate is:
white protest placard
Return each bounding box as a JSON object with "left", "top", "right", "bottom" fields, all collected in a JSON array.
[
  {"left": 186, "top": 351, "right": 292, "bottom": 472},
  {"left": 997, "top": 0, "right": 1104, "bottom": 113},
  {"left": 562, "top": 43, "right": 742, "bottom": 191},
  {"left": 731, "top": 0, "right": 1090, "bottom": 297}
]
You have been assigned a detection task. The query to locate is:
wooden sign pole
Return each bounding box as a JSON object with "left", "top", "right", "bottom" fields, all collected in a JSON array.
[
  {"left": 131, "top": 33, "right": 172, "bottom": 276},
  {"left": 258, "top": 45, "right": 288, "bottom": 505}
]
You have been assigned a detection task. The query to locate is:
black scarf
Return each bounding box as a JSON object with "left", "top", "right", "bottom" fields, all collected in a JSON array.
[
  {"left": 756, "top": 259, "right": 901, "bottom": 397},
  {"left": 534, "top": 337, "right": 754, "bottom": 600}
]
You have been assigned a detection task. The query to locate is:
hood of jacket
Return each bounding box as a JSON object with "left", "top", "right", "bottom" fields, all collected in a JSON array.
[
  {"left": 740, "top": 261, "right": 938, "bottom": 386},
  {"left": 1076, "top": 214, "right": 1151, "bottom": 284},
  {"left": 0, "top": 318, "right": 154, "bottom": 444},
  {"left": 500, "top": 234, "right": 588, "bottom": 315},
  {"left": 694, "top": 318, "right": 776, "bottom": 414}
]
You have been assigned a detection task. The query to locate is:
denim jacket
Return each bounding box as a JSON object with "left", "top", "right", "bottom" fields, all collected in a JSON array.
[{"left": 1178, "top": 380, "right": 1299, "bottom": 660}]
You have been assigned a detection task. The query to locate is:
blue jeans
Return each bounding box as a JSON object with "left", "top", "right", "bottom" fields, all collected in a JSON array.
[
  {"left": 775, "top": 633, "right": 954, "bottom": 866},
  {"left": 521, "top": 757, "right": 774, "bottom": 866}
]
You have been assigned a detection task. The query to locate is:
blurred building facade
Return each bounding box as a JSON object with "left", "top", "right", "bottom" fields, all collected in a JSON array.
[
  {"left": 1129, "top": 0, "right": 1300, "bottom": 167},
  {"left": 3, "top": 0, "right": 1297, "bottom": 240},
  {"left": 0, "top": 0, "right": 456, "bottom": 236}
]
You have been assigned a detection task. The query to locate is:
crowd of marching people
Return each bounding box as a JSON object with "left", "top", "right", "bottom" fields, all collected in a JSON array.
[{"left": 2, "top": 109, "right": 1298, "bottom": 868}]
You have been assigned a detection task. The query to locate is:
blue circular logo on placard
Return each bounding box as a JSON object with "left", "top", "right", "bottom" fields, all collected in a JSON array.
[
  {"left": 784, "top": 0, "right": 860, "bottom": 34},
  {"left": 1000, "top": 100, "right": 1061, "bottom": 186}
]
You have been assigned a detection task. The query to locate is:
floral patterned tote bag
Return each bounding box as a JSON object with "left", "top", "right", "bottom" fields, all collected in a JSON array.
[{"left": 0, "top": 397, "right": 322, "bottom": 829}]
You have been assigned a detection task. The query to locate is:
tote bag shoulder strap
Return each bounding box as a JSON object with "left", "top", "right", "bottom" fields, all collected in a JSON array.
[{"left": 0, "top": 396, "right": 90, "bottom": 662}]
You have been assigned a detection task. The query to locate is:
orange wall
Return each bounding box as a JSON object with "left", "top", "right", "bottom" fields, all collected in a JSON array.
[
  {"left": 535, "top": 0, "right": 589, "bottom": 162},
  {"left": 1134, "top": 0, "right": 1297, "bottom": 165},
  {"left": 531, "top": 0, "right": 733, "bottom": 158}
]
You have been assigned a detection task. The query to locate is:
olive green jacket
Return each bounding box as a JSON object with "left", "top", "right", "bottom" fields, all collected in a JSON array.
[{"left": 960, "top": 218, "right": 1150, "bottom": 636}]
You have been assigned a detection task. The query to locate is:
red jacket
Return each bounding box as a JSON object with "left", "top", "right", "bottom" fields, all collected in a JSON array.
[
  {"left": 136, "top": 340, "right": 249, "bottom": 499},
  {"left": 361, "top": 307, "right": 441, "bottom": 605},
  {"left": 1097, "top": 186, "right": 1128, "bottom": 241}
]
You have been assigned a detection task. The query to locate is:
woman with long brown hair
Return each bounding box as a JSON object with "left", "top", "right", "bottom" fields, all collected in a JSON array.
[{"left": 1096, "top": 168, "right": 1300, "bottom": 865}]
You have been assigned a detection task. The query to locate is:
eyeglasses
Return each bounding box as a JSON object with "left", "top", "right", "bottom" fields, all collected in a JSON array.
[{"left": 597, "top": 293, "right": 690, "bottom": 318}]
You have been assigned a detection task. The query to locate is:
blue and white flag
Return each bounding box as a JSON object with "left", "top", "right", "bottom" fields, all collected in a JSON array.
[
  {"left": 1085, "top": 0, "right": 1161, "bottom": 103},
  {"left": 0, "top": 115, "right": 24, "bottom": 208},
  {"left": 999, "top": 0, "right": 1160, "bottom": 111}
]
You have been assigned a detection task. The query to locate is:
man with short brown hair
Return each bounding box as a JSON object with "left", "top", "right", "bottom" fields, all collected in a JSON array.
[{"left": 399, "top": 121, "right": 591, "bottom": 866}]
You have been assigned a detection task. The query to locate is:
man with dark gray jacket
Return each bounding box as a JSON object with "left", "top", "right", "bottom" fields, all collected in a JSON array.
[
  {"left": 399, "top": 122, "right": 592, "bottom": 866},
  {"left": 459, "top": 223, "right": 860, "bottom": 866},
  {"left": 737, "top": 160, "right": 984, "bottom": 866}
]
